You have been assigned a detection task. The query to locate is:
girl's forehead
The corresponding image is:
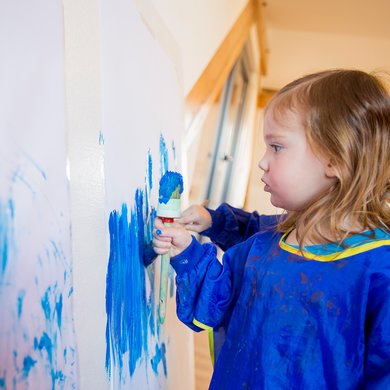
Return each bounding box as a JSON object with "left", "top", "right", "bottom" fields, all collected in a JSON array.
[{"left": 264, "top": 105, "right": 304, "bottom": 132}]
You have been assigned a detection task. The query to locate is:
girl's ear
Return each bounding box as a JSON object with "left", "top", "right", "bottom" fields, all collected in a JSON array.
[{"left": 325, "top": 161, "right": 337, "bottom": 178}]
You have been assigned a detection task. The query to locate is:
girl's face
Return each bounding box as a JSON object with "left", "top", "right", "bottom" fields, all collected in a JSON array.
[{"left": 259, "top": 107, "right": 336, "bottom": 211}]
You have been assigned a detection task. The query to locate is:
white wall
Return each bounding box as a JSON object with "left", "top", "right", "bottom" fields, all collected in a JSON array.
[
  {"left": 64, "top": 0, "right": 249, "bottom": 388},
  {"left": 150, "top": 0, "right": 249, "bottom": 96}
]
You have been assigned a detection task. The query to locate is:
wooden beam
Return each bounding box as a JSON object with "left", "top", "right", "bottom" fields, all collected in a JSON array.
[
  {"left": 253, "top": 0, "right": 268, "bottom": 76},
  {"left": 185, "top": 1, "right": 268, "bottom": 127},
  {"left": 185, "top": 1, "right": 256, "bottom": 126}
]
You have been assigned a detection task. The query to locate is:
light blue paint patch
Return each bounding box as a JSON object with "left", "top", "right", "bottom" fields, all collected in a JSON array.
[
  {"left": 150, "top": 343, "right": 167, "bottom": 377},
  {"left": 0, "top": 199, "right": 13, "bottom": 279},
  {"left": 159, "top": 133, "right": 169, "bottom": 176},
  {"left": 158, "top": 171, "right": 183, "bottom": 204},
  {"left": 99, "top": 131, "right": 105, "bottom": 145},
  {"left": 56, "top": 294, "right": 63, "bottom": 329},
  {"left": 68, "top": 287, "right": 74, "bottom": 298},
  {"left": 22, "top": 356, "right": 37, "bottom": 379},
  {"left": 17, "top": 290, "right": 26, "bottom": 318},
  {"left": 41, "top": 288, "right": 52, "bottom": 321}
]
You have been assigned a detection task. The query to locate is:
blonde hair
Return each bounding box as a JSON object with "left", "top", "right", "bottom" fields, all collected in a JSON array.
[{"left": 267, "top": 69, "right": 390, "bottom": 248}]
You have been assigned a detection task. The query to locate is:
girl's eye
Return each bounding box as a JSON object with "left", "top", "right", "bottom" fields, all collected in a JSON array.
[{"left": 271, "top": 144, "right": 281, "bottom": 153}]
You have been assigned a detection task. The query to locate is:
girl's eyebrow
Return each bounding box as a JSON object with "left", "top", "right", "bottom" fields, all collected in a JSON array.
[{"left": 264, "top": 133, "right": 287, "bottom": 141}]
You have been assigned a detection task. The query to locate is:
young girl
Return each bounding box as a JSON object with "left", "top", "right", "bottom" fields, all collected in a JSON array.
[{"left": 153, "top": 69, "right": 390, "bottom": 389}]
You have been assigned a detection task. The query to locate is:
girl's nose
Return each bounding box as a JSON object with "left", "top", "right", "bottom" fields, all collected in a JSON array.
[{"left": 258, "top": 155, "right": 268, "bottom": 171}]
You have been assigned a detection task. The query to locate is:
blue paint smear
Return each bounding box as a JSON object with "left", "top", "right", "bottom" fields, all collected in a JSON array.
[
  {"left": 0, "top": 378, "right": 4, "bottom": 388},
  {"left": 158, "top": 171, "right": 183, "bottom": 204},
  {"left": 106, "top": 199, "right": 150, "bottom": 379},
  {"left": 99, "top": 131, "right": 105, "bottom": 145},
  {"left": 160, "top": 133, "right": 169, "bottom": 176},
  {"left": 36, "top": 332, "right": 53, "bottom": 363},
  {"left": 107, "top": 134, "right": 181, "bottom": 381},
  {"left": 17, "top": 290, "right": 26, "bottom": 318},
  {"left": 41, "top": 288, "right": 52, "bottom": 321},
  {"left": 56, "top": 294, "right": 63, "bottom": 329},
  {"left": 151, "top": 343, "right": 167, "bottom": 376},
  {"left": 68, "top": 286, "right": 74, "bottom": 298},
  {"left": 147, "top": 150, "right": 153, "bottom": 190},
  {"left": 22, "top": 356, "right": 37, "bottom": 379},
  {"left": 0, "top": 199, "right": 13, "bottom": 280}
]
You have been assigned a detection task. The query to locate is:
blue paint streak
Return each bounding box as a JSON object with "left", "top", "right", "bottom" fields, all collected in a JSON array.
[
  {"left": 17, "top": 290, "right": 26, "bottom": 318},
  {"left": 107, "top": 137, "right": 180, "bottom": 381},
  {"left": 68, "top": 287, "right": 74, "bottom": 298},
  {"left": 0, "top": 199, "right": 13, "bottom": 279},
  {"left": 147, "top": 149, "right": 153, "bottom": 190},
  {"left": 150, "top": 343, "right": 167, "bottom": 376},
  {"left": 0, "top": 378, "right": 4, "bottom": 387},
  {"left": 99, "top": 131, "right": 105, "bottom": 145},
  {"left": 106, "top": 196, "right": 152, "bottom": 379},
  {"left": 22, "top": 356, "right": 37, "bottom": 379},
  {"left": 41, "top": 288, "right": 52, "bottom": 321},
  {"left": 158, "top": 171, "right": 183, "bottom": 204},
  {"left": 36, "top": 332, "right": 53, "bottom": 363},
  {"left": 56, "top": 294, "right": 63, "bottom": 329},
  {"left": 160, "top": 133, "right": 169, "bottom": 176}
]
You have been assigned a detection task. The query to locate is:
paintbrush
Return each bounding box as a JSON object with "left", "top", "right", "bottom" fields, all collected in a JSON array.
[{"left": 156, "top": 171, "right": 183, "bottom": 324}]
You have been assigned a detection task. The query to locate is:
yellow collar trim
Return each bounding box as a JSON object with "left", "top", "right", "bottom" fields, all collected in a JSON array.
[{"left": 279, "top": 233, "right": 390, "bottom": 262}]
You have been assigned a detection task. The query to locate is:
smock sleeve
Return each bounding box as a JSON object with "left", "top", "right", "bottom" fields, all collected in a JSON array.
[
  {"left": 365, "top": 261, "right": 390, "bottom": 389},
  {"left": 170, "top": 235, "right": 252, "bottom": 332},
  {"left": 200, "top": 203, "right": 280, "bottom": 251}
]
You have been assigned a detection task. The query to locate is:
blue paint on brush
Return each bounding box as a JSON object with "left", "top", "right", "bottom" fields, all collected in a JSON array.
[
  {"left": 158, "top": 171, "right": 183, "bottom": 204},
  {"left": 22, "top": 356, "right": 37, "bottom": 379},
  {"left": 151, "top": 343, "right": 167, "bottom": 376},
  {"left": 17, "top": 290, "right": 26, "bottom": 318}
]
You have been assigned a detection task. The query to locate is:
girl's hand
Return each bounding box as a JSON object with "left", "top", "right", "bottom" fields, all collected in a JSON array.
[
  {"left": 153, "top": 217, "right": 192, "bottom": 257},
  {"left": 176, "top": 205, "right": 212, "bottom": 233}
]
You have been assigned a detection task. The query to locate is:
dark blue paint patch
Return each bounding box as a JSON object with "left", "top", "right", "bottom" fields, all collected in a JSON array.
[
  {"left": 0, "top": 377, "right": 5, "bottom": 387},
  {"left": 158, "top": 171, "right": 183, "bottom": 204},
  {"left": 17, "top": 290, "right": 26, "bottom": 318},
  {"left": 22, "top": 356, "right": 37, "bottom": 379},
  {"left": 150, "top": 343, "right": 167, "bottom": 377}
]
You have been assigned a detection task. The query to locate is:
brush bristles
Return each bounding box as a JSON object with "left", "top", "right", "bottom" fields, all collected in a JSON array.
[{"left": 170, "top": 186, "right": 181, "bottom": 199}]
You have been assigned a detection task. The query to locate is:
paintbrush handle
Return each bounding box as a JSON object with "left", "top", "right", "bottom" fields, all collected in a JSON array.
[{"left": 158, "top": 221, "right": 171, "bottom": 324}]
